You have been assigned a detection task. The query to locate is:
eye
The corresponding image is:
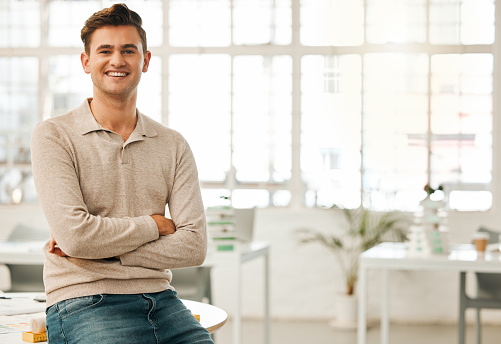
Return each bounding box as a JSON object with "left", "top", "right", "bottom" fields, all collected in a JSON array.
[
  {"left": 99, "top": 50, "right": 111, "bottom": 54},
  {"left": 123, "top": 50, "right": 135, "bottom": 55}
]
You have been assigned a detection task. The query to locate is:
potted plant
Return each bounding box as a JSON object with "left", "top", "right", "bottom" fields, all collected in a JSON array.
[{"left": 296, "top": 205, "right": 409, "bottom": 326}]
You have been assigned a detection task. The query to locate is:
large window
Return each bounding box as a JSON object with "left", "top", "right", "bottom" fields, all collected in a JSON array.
[
  {"left": 0, "top": 57, "right": 38, "bottom": 204},
  {"left": 0, "top": 0, "right": 496, "bottom": 212},
  {"left": 300, "top": 0, "right": 495, "bottom": 211}
]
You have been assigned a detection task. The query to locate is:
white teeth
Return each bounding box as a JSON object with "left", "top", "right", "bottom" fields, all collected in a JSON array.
[{"left": 107, "top": 72, "right": 127, "bottom": 77}]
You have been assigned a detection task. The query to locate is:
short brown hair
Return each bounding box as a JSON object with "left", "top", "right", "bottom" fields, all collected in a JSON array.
[{"left": 81, "top": 3, "right": 147, "bottom": 55}]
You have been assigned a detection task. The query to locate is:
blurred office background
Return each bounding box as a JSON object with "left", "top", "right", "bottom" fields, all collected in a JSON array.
[{"left": 1, "top": 0, "right": 501, "bottom": 341}]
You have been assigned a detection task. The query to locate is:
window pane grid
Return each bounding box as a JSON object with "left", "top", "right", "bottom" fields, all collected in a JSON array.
[
  {"left": 48, "top": 1, "right": 101, "bottom": 47},
  {"left": 0, "top": 57, "right": 38, "bottom": 204},
  {"left": 430, "top": 53, "right": 493, "bottom": 210},
  {"left": 168, "top": 54, "right": 232, "bottom": 182},
  {"left": 47, "top": 55, "right": 92, "bottom": 117},
  {"left": 366, "top": 0, "right": 427, "bottom": 44},
  {"left": 233, "top": 0, "right": 292, "bottom": 45},
  {"left": 233, "top": 55, "right": 292, "bottom": 183},
  {"left": 0, "top": 0, "right": 496, "bottom": 210},
  {"left": 0, "top": 0, "right": 40, "bottom": 48},
  {"left": 429, "top": 0, "right": 495, "bottom": 45},
  {"left": 362, "top": 53, "right": 429, "bottom": 211},
  {"left": 300, "top": 0, "right": 364, "bottom": 46},
  {"left": 169, "top": 0, "right": 231, "bottom": 47},
  {"left": 301, "top": 55, "right": 362, "bottom": 208}
]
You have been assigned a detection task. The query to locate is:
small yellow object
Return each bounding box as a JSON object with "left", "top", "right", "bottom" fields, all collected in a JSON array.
[
  {"left": 192, "top": 314, "right": 200, "bottom": 322},
  {"left": 22, "top": 331, "right": 47, "bottom": 343}
]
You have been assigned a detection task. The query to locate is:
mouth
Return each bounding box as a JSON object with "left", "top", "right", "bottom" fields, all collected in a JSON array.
[{"left": 106, "top": 71, "right": 129, "bottom": 77}]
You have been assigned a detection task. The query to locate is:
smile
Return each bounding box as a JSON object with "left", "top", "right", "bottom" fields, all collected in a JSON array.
[{"left": 106, "top": 71, "right": 128, "bottom": 77}]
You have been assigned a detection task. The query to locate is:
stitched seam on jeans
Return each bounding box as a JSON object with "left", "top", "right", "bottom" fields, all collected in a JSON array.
[
  {"left": 60, "top": 294, "right": 105, "bottom": 320},
  {"left": 143, "top": 294, "right": 160, "bottom": 344},
  {"left": 64, "top": 296, "right": 93, "bottom": 306},
  {"left": 55, "top": 303, "right": 69, "bottom": 344}
]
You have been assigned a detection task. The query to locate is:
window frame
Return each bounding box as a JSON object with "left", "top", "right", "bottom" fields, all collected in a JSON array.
[{"left": 0, "top": 0, "right": 499, "bottom": 211}]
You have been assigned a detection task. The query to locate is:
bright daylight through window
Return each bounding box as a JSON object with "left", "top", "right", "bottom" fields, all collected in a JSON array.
[{"left": 0, "top": 0, "right": 496, "bottom": 212}]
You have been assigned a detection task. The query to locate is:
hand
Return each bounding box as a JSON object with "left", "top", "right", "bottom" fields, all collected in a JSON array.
[
  {"left": 48, "top": 235, "right": 68, "bottom": 257},
  {"left": 150, "top": 215, "right": 176, "bottom": 236}
]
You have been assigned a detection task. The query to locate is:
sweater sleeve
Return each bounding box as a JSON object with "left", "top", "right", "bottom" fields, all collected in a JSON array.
[
  {"left": 31, "top": 121, "right": 159, "bottom": 259},
  {"left": 119, "top": 138, "right": 207, "bottom": 269}
]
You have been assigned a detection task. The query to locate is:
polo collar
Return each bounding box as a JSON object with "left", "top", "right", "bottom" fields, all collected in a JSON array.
[
  {"left": 75, "top": 98, "right": 158, "bottom": 138},
  {"left": 135, "top": 109, "right": 158, "bottom": 138},
  {"left": 75, "top": 99, "right": 102, "bottom": 135}
]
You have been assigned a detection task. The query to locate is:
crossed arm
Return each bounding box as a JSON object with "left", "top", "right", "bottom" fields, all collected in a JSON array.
[
  {"left": 32, "top": 121, "right": 207, "bottom": 269},
  {"left": 48, "top": 215, "right": 176, "bottom": 257}
]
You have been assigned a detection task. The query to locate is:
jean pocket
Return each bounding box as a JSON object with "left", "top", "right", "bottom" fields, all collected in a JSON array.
[
  {"left": 60, "top": 295, "right": 104, "bottom": 319},
  {"left": 46, "top": 303, "right": 57, "bottom": 317}
]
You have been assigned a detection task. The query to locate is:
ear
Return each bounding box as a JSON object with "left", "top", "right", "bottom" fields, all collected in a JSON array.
[
  {"left": 81, "top": 52, "right": 91, "bottom": 74},
  {"left": 142, "top": 51, "right": 152, "bottom": 73}
]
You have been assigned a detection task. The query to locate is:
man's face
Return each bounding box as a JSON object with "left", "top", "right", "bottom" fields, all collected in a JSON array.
[{"left": 81, "top": 25, "right": 151, "bottom": 99}]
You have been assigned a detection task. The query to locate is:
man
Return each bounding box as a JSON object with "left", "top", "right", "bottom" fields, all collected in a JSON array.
[{"left": 31, "top": 4, "right": 213, "bottom": 343}]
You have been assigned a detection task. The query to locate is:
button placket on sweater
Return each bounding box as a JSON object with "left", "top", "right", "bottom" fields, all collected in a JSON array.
[
  {"left": 121, "top": 133, "right": 146, "bottom": 165},
  {"left": 121, "top": 144, "right": 130, "bottom": 165}
]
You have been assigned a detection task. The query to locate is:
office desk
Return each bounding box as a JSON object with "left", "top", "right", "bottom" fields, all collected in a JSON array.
[
  {"left": 0, "top": 295, "right": 227, "bottom": 343},
  {"left": 357, "top": 242, "right": 501, "bottom": 344},
  {"left": 0, "top": 240, "right": 270, "bottom": 344},
  {"left": 203, "top": 241, "right": 270, "bottom": 344}
]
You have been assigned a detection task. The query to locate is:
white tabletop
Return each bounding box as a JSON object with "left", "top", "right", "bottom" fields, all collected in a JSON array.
[
  {"left": 360, "top": 242, "right": 501, "bottom": 273},
  {"left": 182, "top": 299, "right": 228, "bottom": 333}
]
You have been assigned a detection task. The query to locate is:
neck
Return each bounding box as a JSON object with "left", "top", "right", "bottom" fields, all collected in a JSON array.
[{"left": 89, "top": 91, "right": 138, "bottom": 141}]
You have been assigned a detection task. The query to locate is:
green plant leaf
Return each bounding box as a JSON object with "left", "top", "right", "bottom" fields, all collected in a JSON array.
[{"left": 295, "top": 206, "right": 410, "bottom": 295}]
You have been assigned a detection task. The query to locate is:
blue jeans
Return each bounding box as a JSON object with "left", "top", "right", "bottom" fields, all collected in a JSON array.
[{"left": 45, "top": 290, "right": 214, "bottom": 344}]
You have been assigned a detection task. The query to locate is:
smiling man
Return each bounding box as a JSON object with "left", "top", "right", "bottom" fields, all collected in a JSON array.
[{"left": 30, "top": 4, "right": 213, "bottom": 344}]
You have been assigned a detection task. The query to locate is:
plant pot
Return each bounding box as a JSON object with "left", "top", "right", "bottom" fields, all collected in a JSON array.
[{"left": 329, "top": 293, "right": 358, "bottom": 329}]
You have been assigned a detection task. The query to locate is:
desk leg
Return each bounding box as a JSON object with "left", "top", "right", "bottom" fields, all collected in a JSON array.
[
  {"left": 381, "top": 269, "right": 390, "bottom": 344},
  {"left": 459, "top": 272, "right": 466, "bottom": 344},
  {"left": 357, "top": 263, "right": 368, "bottom": 344},
  {"left": 264, "top": 251, "right": 270, "bottom": 344},
  {"left": 233, "top": 261, "right": 242, "bottom": 344}
]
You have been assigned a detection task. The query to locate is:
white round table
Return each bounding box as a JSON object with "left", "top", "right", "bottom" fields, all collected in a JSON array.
[{"left": 182, "top": 299, "right": 228, "bottom": 333}]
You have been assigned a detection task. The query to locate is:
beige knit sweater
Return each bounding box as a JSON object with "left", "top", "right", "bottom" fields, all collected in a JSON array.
[{"left": 31, "top": 99, "right": 207, "bottom": 307}]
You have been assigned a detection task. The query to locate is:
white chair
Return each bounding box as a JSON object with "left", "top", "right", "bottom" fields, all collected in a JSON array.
[{"left": 459, "top": 227, "right": 501, "bottom": 344}]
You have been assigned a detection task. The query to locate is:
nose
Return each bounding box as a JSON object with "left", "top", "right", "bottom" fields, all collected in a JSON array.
[{"left": 110, "top": 51, "right": 126, "bottom": 67}]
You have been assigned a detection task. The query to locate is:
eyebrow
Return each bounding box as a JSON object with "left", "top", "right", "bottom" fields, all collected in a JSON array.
[{"left": 95, "top": 44, "right": 140, "bottom": 51}]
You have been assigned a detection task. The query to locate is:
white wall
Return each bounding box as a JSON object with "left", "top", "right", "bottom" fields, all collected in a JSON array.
[{"left": 2, "top": 204, "right": 501, "bottom": 325}]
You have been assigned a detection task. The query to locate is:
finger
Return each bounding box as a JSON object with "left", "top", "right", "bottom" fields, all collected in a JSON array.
[
  {"left": 49, "top": 235, "right": 55, "bottom": 250},
  {"left": 54, "top": 243, "right": 68, "bottom": 257},
  {"left": 52, "top": 247, "right": 68, "bottom": 257}
]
